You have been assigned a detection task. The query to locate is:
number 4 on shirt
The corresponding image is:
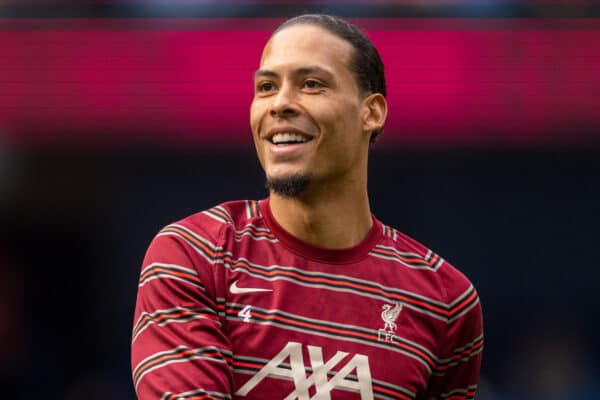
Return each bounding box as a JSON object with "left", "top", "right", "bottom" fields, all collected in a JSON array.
[{"left": 238, "top": 305, "right": 252, "bottom": 322}]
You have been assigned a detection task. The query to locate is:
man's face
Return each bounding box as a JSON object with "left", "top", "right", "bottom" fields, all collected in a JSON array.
[{"left": 250, "top": 24, "right": 371, "bottom": 195}]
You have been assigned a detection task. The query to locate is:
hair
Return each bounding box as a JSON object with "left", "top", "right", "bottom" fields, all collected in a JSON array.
[{"left": 273, "top": 14, "right": 387, "bottom": 143}]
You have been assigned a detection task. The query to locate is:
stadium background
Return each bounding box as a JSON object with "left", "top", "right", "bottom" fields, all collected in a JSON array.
[{"left": 1, "top": 0, "right": 599, "bottom": 398}]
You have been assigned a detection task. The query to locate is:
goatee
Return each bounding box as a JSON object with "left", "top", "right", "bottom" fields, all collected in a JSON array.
[{"left": 265, "top": 174, "right": 310, "bottom": 198}]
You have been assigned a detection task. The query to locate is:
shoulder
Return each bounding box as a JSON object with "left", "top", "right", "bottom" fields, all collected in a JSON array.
[
  {"left": 376, "top": 222, "right": 480, "bottom": 322},
  {"left": 147, "top": 199, "right": 263, "bottom": 259},
  {"left": 196, "top": 199, "right": 263, "bottom": 229},
  {"left": 162, "top": 199, "right": 261, "bottom": 239}
]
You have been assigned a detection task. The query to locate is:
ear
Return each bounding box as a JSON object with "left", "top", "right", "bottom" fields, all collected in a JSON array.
[{"left": 361, "top": 93, "right": 387, "bottom": 138}]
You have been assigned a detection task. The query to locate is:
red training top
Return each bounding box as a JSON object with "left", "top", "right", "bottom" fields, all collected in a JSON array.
[{"left": 132, "top": 198, "right": 483, "bottom": 400}]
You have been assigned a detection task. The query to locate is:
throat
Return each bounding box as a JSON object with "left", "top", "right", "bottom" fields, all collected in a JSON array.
[{"left": 268, "top": 193, "right": 373, "bottom": 249}]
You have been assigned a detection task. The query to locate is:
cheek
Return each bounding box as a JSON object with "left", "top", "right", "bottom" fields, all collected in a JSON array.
[
  {"left": 324, "top": 103, "right": 364, "bottom": 158},
  {"left": 323, "top": 101, "right": 362, "bottom": 139},
  {"left": 249, "top": 100, "right": 265, "bottom": 135},
  {"left": 249, "top": 102, "right": 265, "bottom": 161}
]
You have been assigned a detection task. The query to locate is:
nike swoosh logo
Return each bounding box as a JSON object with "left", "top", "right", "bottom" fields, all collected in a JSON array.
[{"left": 230, "top": 280, "right": 273, "bottom": 294}]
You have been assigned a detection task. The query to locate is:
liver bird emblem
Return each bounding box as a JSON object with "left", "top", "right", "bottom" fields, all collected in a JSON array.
[{"left": 381, "top": 303, "right": 402, "bottom": 333}]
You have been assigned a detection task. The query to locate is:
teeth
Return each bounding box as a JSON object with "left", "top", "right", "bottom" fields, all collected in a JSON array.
[{"left": 271, "top": 132, "right": 309, "bottom": 144}]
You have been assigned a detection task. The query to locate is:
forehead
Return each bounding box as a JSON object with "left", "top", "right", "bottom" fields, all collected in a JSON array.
[{"left": 259, "top": 24, "right": 354, "bottom": 74}]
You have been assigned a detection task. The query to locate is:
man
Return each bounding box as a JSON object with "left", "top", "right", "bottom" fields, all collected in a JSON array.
[{"left": 132, "top": 14, "right": 483, "bottom": 400}]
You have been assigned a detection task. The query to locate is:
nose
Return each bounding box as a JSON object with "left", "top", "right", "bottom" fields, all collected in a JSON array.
[{"left": 269, "top": 84, "right": 299, "bottom": 118}]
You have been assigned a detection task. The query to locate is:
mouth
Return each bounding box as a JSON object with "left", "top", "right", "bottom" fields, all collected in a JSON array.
[
  {"left": 270, "top": 132, "right": 313, "bottom": 146},
  {"left": 264, "top": 128, "right": 315, "bottom": 147}
]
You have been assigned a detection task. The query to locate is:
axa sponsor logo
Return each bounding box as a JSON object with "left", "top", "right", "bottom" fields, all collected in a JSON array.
[{"left": 236, "top": 342, "right": 374, "bottom": 400}]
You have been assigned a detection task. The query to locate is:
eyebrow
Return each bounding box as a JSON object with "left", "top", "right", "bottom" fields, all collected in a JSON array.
[
  {"left": 254, "top": 69, "right": 278, "bottom": 80},
  {"left": 254, "top": 66, "right": 334, "bottom": 81}
]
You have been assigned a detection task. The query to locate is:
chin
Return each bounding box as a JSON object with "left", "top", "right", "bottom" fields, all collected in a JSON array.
[{"left": 265, "top": 173, "right": 311, "bottom": 198}]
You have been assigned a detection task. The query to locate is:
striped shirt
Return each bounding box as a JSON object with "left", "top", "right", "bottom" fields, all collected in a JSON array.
[{"left": 132, "top": 198, "right": 483, "bottom": 400}]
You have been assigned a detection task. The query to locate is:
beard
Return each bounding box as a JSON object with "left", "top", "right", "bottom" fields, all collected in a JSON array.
[{"left": 265, "top": 173, "right": 310, "bottom": 198}]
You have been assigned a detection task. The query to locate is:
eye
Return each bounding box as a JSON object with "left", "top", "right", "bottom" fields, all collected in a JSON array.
[
  {"left": 256, "top": 81, "right": 276, "bottom": 93},
  {"left": 303, "top": 79, "right": 324, "bottom": 90}
]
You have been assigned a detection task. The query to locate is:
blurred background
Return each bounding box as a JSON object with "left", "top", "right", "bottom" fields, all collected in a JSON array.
[{"left": 1, "top": 0, "right": 599, "bottom": 399}]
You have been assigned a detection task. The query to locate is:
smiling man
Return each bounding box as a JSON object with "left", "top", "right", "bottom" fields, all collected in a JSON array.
[{"left": 132, "top": 14, "right": 483, "bottom": 400}]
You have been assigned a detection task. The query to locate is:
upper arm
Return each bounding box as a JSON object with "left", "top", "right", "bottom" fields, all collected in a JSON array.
[
  {"left": 426, "top": 277, "right": 484, "bottom": 400},
  {"left": 131, "top": 225, "right": 233, "bottom": 400}
]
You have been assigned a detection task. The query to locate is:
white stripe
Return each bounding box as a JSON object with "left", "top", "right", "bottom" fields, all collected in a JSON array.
[
  {"left": 132, "top": 307, "right": 220, "bottom": 344},
  {"left": 138, "top": 273, "right": 203, "bottom": 290},
  {"left": 139, "top": 263, "right": 203, "bottom": 289},
  {"left": 375, "top": 245, "right": 432, "bottom": 260},
  {"left": 233, "top": 231, "right": 278, "bottom": 243},
  {"left": 202, "top": 207, "right": 233, "bottom": 225},
  {"left": 449, "top": 285, "right": 475, "bottom": 307},
  {"left": 203, "top": 209, "right": 230, "bottom": 225},
  {"left": 157, "top": 231, "right": 222, "bottom": 265},
  {"left": 370, "top": 246, "right": 443, "bottom": 272},
  {"left": 237, "top": 223, "right": 272, "bottom": 234},
  {"left": 448, "top": 297, "right": 480, "bottom": 323},
  {"left": 165, "top": 224, "right": 220, "bottom": 250},
  {"left": 369, "top": 251, "right": 441, "bottom": 271},
  {"left": 214, "top": 206, "right": 234, "bottom": 223},
  {"left": 140, "top": 262, "right": 198, "bottom": 278},
  {"left": 233, "top": 225, "right": 277, "bottom": 242},
  {"left": 134, "top": 346, "right": 230, "bottom": 390},
  {"left": 135, "top": 354, "right": 228, "bottom": 390}
]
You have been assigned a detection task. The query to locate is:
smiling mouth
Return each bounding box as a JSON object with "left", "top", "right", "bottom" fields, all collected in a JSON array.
[{"left": 270, "top": 132, "right": 313, "bottom": 145}]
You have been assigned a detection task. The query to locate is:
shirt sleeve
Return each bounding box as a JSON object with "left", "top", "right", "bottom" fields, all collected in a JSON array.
[
  {"left": 425, "top": 283, "right": 484, "bottom": 400},
  {"left": 131, "top": 222, "right": 233, "bottom": 400}
]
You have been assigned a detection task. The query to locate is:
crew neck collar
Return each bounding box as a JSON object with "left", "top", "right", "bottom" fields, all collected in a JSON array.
[{"left": 260, "top": 197, "right": 382, "bottom": 264}]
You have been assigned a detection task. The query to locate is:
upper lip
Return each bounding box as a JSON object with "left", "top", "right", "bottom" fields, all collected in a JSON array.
[{"left": 263, "top": 127, "right": 315, "bottom": 143}]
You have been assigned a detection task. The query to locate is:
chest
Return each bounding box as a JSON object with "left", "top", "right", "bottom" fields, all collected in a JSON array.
[{"left": 217, "top": 248, "right": 442, "bottom": 399}]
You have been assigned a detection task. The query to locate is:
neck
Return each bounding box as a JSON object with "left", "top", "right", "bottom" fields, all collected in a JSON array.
[{"left": 268, "top": 177, "right": 372, "bottom": 249}]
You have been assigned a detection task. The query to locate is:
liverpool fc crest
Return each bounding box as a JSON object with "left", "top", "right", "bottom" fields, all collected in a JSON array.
[{"left": 378, "top": 302, "right": 402, "bottom": 343}]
